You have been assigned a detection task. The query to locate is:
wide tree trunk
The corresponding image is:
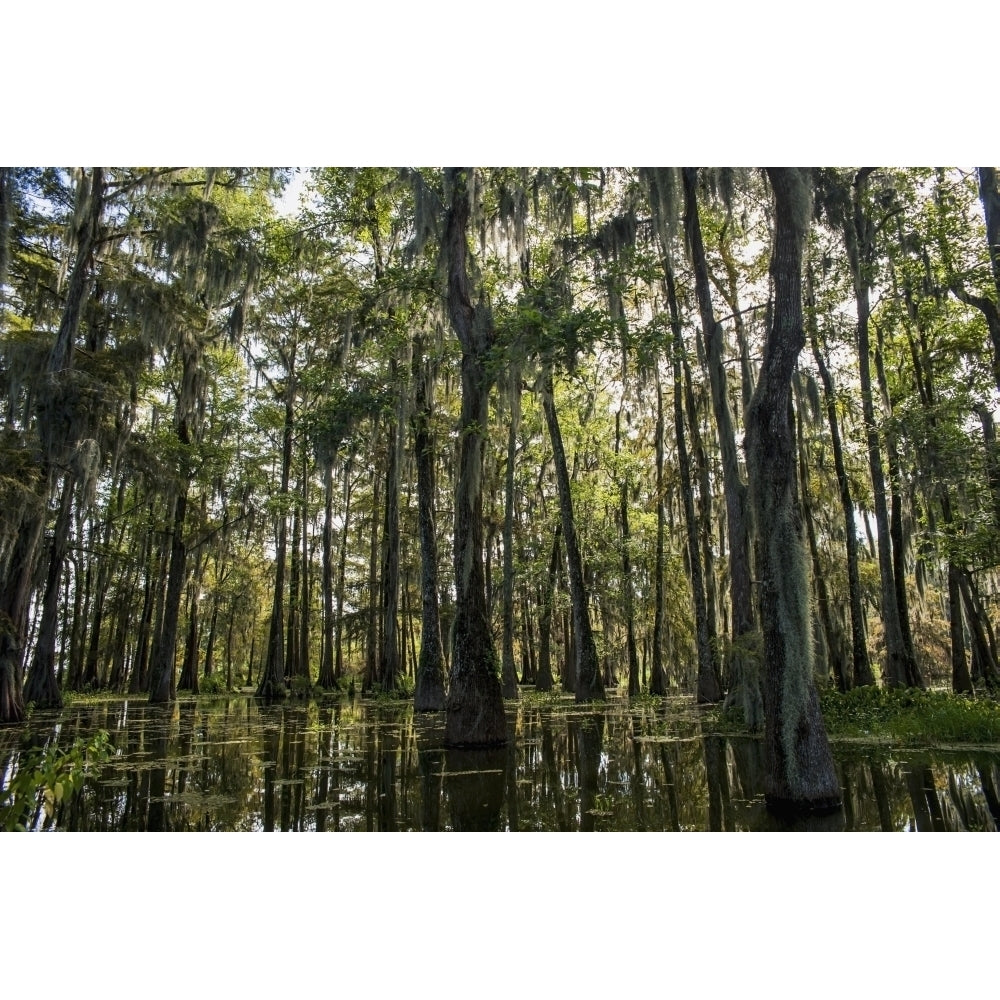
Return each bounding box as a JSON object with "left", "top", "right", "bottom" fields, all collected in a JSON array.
[
  {"left": 745, "top": 168, "right": 840, "bottom": 815},
  {"left": 442, "top": 168, "right": 506, "bottom": 746},
  {"left": 540, "top": 368, "right": 603, "bottom": 703}
]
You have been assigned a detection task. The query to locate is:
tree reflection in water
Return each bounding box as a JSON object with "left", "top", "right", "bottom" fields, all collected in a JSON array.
[{"left": 6, "top": 694, "right": 1000, "bottom": 831}]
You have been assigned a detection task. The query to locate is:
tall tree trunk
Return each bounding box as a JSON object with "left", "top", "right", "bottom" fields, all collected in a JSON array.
[
  {"left": 379, "top": 364, "right": 405, "bottom": 693},
  {"left": 796, "top": 393, "right": 849, "bottom": 691},
  {"left": 978, "top": 167, "right": 1000, "bottom": 311},
  {"left": 540, "top": 367, "right": 603, "bottom": 702},
  {"left": 23, "top": 472, "right": 75, "bottom": 708},
  {"left": 412, "top": 345, "right": 446, "bottom": 711},
  {"left": 130, "top": 518, "right": 164, "bottom": 695},
  {"left": 665, "top": 259, "right": 719, "bottom": 702},
  {"left": 872, "top": 328, "right": 922, "bottom": 688},
  {"left": 615, "top": 388, "right": 640, "bottom": 697},
  {"left": 318, "top": 460, "right": 338, "bottom": 689},
  {"left": 807, "top": 267, "right": 874, "bottom": 688},
  {"left": 334, "top": 460, "right": 353, "bottom": 682},
  {"left": 363, "top": 422, "right": 381, "bottom": 693},
  {"left": 285, "top": 499, "right": 301, "bottom": 681},
  {"left": 178, "top": 555, "right": 202, "bottom": 694},
  {"left": 846, "top": 168, "right": 918, "bottom": 689},
  {"left": 258, "top": 384, "right": 294, "bottom": 701},
  {"left": 299, "top": 463, "right": 311, "bottom": 684},
  {"left": 520, "top": 584, "right": 536, "bottom": 684},
  {"left": 203, "top": 591, "right": 220, "bottom": 680},
  {"left": 534, "top": 526, "right": 560, "bottom": 693},
  {"left": 684, "top": 360, "right": 720, "bottom": 659},
  {"left": 682, "top": 167, "right": 757, "bottom": 714},
  {"left": 0, "top": 169, "right": 11, "bottom": 316},
  {"left": 500, "top": 370, "right": 522, "bottom": 699},
  {"left": 442, "top": 167, "right": 506, "bottom": 746},
  {"left": 746, "top": 167, "right": 840, "bottom": 815},
  {"left": 48, "top": 168, "right": 105, "bottom": 378},
  {"left": 149, "top": 483, "right": 189, "bottom": 704},
  {"left": 0, "top": 511, "right": 43, "bottom": 723},
  {"left": 650, "top": 367, "right": 670, "bottom": 696}
]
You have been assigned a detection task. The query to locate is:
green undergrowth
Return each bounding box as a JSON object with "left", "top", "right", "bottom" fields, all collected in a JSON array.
[
  {"left": 819, "top": 686, "right": 1000, "bottom": 744},
  {"left": 520, "top": 687, "right": 575, "bottom": 708},
  {"left": 61, "top": 690, "right": 133, "bottom": 707}
]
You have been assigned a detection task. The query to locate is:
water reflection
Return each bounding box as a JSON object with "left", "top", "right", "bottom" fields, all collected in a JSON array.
[
  {"left": 445, "top": 748, "right": 505, "bottom": 831},
  {"left": 4, "top": 694, "right": 1000, "bottom": 831}
]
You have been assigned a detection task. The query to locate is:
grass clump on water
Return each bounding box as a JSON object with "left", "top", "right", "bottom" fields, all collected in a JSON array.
[{"left": 819, "top": 686, "right": 1000, "bottom": 744}]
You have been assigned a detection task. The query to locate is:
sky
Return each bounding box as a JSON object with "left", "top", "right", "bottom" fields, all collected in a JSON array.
[{"left": 7, "top": 3, "right": 995, "bottom": 166}]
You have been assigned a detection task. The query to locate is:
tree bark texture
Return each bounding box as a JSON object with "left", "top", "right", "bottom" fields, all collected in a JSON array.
[
  {"left": 978, "top": 167, "right": 1000, "bottom": 310},
  {"left": 746, "top": 168, "right": 841, "bottom": 815},
  {"left": 443, "top": 168, "right": 506, "bottom": 746}
]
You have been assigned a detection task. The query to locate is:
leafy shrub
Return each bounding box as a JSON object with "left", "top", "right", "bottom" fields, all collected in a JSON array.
[
  {"left": 0, "top": 730, "right": 113, "bottom": 831},
  {"left": 199, "top": 673, "right": 229, "bottom": 695}
]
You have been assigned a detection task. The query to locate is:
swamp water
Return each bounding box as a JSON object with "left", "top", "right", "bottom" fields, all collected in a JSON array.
[{"left": 3, "top": 693, "right": 999, "bottom": 831}]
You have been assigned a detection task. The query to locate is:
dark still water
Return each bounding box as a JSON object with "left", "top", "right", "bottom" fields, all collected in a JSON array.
[{"left": 3, "top": 693, "right": 999, "bottom": 831}]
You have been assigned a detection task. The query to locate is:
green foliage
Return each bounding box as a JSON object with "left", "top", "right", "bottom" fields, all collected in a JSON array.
[
  {"left": 199, "top": 673, "right": 229, "bottom": 695},
  {"left": 1, "top": 730, "right": 113, "bottom": 831},
  {"left": 819, "top": 687, "right": 1000, "bottom": 744}
]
